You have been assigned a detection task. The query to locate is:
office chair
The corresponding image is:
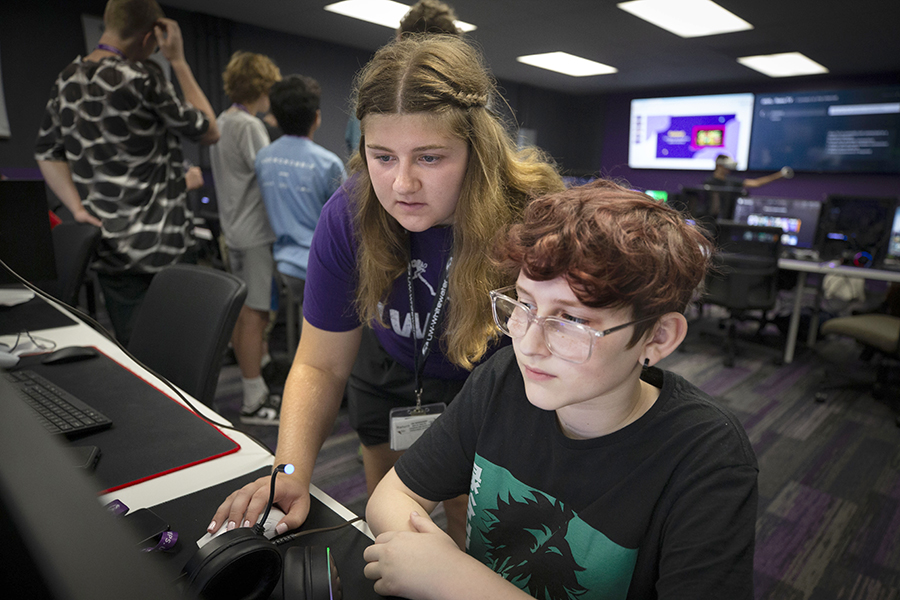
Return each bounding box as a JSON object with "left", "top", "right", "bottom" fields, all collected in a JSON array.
[
  {"left": 814, "top": 313, "right": 900, "bottom": 426},
  {"left": 34, "top": 221, "right": 101, "bottom": 308},
  {"left": 703, "top": 223, "right": 783, "bottom": 367},
  {"left": 128, "top": 264, "right": 247, "bottom": 408}
]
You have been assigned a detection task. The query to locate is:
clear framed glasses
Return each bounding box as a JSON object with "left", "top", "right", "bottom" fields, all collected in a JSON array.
[{"left": 489, "top": 285, "right": 660, "bottom": 364}]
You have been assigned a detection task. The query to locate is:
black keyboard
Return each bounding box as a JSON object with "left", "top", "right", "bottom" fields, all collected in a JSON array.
[{"left": 4, "top": 370, "right": 112, "bottom": 437}]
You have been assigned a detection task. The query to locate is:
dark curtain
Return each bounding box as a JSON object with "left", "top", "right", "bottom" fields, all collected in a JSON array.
[{"left": 167, "top": 7, "right": 233, "bottom": 169}]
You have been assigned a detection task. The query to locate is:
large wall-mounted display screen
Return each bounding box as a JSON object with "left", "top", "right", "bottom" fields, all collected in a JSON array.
[
  {"left": 628, "top": 93, "right": 755, "bottom": 171},
  {"left": 749, "top": 87, "right": 900, "bottom": 174}
]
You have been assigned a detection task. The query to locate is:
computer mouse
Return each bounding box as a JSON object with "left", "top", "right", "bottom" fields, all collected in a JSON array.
[
  {"left": 0, "top": 349, "right": 19, "bottom": 368},
  {"left": 41, "top": 346, "right": 99, "bottom": 365}
]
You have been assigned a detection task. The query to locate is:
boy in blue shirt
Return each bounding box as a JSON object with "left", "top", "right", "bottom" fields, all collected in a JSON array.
[{"left": 256, "top": 74, "right": 347, "bottom": 317}]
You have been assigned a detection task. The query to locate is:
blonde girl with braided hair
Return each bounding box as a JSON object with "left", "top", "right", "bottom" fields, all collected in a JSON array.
[{"left": 210, "top": 34, "right": 563, "bottom": 547}]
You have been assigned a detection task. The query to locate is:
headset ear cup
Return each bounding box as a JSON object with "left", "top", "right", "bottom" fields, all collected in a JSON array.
[
  {"left": 282, "top": 546, "right": 340, "bottom": 600},
  {"left": 281, "top": 546, "right": 309, "bottom": 600},
  {"left": 183, "top": 528, "right": 282, "bottom": 600}
]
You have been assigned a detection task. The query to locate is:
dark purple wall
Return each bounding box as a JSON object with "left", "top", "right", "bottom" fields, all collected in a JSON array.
[
  {"left": 0, "top": 1, "right": 109, "bottom": 175},
  {"left": 0, "top": 0, "right": 597, "bottom": 178},
  {"left": 3, "top": 0, "right": 899, "bottom": 201}
]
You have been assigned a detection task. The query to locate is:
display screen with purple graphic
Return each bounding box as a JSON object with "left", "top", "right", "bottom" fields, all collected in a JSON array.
[{"left": 629, "top": 94, "right": 754, "bottom": 171}]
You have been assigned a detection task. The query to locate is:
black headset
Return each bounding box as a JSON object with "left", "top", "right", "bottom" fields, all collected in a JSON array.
[{"left": 181, "top": 465, "right": 344, "bottom": 600}]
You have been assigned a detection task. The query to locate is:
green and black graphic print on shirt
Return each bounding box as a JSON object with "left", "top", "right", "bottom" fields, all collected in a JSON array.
[{"left": 466, "top": 456, "right": 638, "bottom": 600}]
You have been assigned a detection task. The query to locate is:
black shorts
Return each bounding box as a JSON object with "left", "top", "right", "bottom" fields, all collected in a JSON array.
[{"left": 347, "top": 328, "right": 466, "bottom": 446}]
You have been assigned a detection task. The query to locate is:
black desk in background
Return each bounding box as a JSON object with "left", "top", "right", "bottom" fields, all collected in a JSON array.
[
  {"left": 0, "top": 293, "right": 77, "bottom": 335},
  {"left": 149, "top": 467, "right": 397, "bottom": 600},
  {"left": 14, "top": 349, "right": 240, "bottom": 493}
]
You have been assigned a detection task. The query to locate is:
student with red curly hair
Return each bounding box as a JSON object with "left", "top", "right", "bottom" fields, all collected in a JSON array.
[{"left": 364, "top": 178, "right": 759, "bottom": 599}]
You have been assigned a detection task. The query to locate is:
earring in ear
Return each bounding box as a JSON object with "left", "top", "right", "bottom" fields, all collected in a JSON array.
[{"left": 642, "top": 358, "right": 650, "bottom": 369}]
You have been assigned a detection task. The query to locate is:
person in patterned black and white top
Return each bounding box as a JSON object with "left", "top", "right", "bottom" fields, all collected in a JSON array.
[{"left": 35, "top": 0, "right": 219, "bottom": 346}]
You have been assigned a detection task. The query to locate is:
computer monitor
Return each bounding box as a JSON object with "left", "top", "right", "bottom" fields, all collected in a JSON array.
[
  {"left": 628, "top": 93, "right": 755, "bottom": 171},
  {"left": 732, "top": 196, "right": 823, "bottom": 250},
  {"left": 644, "top": 189, "right": 668, "bottom": 202},
  {"left": 676, "top": 185, "right": 743, "bottom": 223},
  {"left": 882, "top": 205, "right": 900, "bottom": 269},
  {"left": 0, "top": 375, "right": 182, "bottom": 600},
  {"left": 188, "top": 179, "right": 219, "bottom": 222},
  {"left": 0, "top": 180, "right": 57, "bottom": 285},
  {"left": 714, "top": 222, "right": 783, "bottom": 257},
  {"left": 814, "top": 195, "right": 897, "bottom": 265}
]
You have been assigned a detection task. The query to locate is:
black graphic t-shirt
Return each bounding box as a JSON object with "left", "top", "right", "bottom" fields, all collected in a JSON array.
[
  {"left": 395, "top": 347, "right": 758, "bottom": 599},
  {"left": 35, "top": 56, "right": 209, "bottom": 274}
]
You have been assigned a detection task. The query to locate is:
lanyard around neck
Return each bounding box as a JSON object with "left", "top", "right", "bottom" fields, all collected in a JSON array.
[
  {"left": 407, "top": 254, "right": 453, "bottom": 409},
  {"left": 96, "top": 44, "right": 126, "bottom": 58}
]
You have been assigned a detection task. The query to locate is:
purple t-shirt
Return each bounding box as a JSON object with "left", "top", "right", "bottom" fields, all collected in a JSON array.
[{"left": 305, "top": 183, "right": 475, "bottom": 380}]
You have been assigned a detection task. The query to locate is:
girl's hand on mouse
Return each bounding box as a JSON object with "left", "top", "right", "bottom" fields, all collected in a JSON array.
[{"left": 208, "top": 473, "right": 310, "bottom": 536}]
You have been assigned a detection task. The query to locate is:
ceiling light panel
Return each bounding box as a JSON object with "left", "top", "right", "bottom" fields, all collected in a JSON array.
[
  {"left": 617, "top": 0, "right": 753, "bottom": 38},
  {"left": 516, "top": 52, "right": 618, "bottom": 77},
  {"left": 737, "top": 52, "right": 829, "bottom": 77},
  {"left": 324, "top": 0, "right": 475, "bottom": 32}
]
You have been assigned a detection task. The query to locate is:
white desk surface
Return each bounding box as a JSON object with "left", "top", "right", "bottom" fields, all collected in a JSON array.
[
  {"left": 2, "top": 292, "right": 369, "bottom": 537},
  {"left": 778, "top": 258, "right": 900, "bottom": 283},
  {"left": 776, "top": 259, "right": 900, "bottom": 363}
]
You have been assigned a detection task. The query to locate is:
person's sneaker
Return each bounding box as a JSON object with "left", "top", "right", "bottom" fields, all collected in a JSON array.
[{"left": 240, "top": 397, "right": 280, "bottom": 426}]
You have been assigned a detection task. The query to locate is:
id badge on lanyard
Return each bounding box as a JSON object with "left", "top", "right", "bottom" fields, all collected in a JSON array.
[
  {"left": 389, "top": 402, "right": 446, "bottom": 451},
  {"left": 389, "top": 255, "right": 453, "bottom": 451}
]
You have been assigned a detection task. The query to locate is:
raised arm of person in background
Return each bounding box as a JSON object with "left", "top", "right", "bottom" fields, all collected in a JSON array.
[
  {"left": 743, "top": 166, "right": 793, "bottom": 188},
  {"left": 153, "top": 18, "right": 219, "bottom": 145},
  {"left": 208, "top": 322, "right": 362, "bottom": 534}
]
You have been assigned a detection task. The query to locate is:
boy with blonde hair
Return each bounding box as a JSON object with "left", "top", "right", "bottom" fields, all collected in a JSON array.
[{"left": 210, "top": 51, "right": 282, "bottom": 423}]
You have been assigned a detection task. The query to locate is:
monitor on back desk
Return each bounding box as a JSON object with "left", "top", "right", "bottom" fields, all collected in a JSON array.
[
  {"left": 714, "top": 222, "right": 783, "bottom": 257},
  {"left": 732, "top": 196, "right": 822, "bottom": 254},
  {"left": 882, "top": 205, "right": 900, "bottom": 269},
  {"left": 815, "top": 194, "right": 898, "bottom": 266},
  {"left": 0, "top": 180, "right": 57, "bottom": 285}
]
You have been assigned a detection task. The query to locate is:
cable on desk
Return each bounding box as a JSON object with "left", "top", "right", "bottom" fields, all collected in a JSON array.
[
  {"left": 272, "top": 516, "right": 365, "bottom": 546},
  {"left": 0, "top": 258, "right": 274, "bottom": 455},
  {"left": 5, "top": 329, "right": 57, "bottom": 353}
]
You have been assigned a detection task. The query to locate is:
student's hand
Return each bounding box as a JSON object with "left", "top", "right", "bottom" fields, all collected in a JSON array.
[
  {"left": 72, "top": 207, "right": 102, "bottom": 228},
  {"left": 363, "top": 511, "right": 464, "bottom": 598},
  {"left": 153, "top": 18, "right": 186, "bottom": 64},
  {"left": 185, "top": 166, "right": 204, "bottom": 190},
  {"left": 208, "top": 474, "right": 311, "bottom": 537}
]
